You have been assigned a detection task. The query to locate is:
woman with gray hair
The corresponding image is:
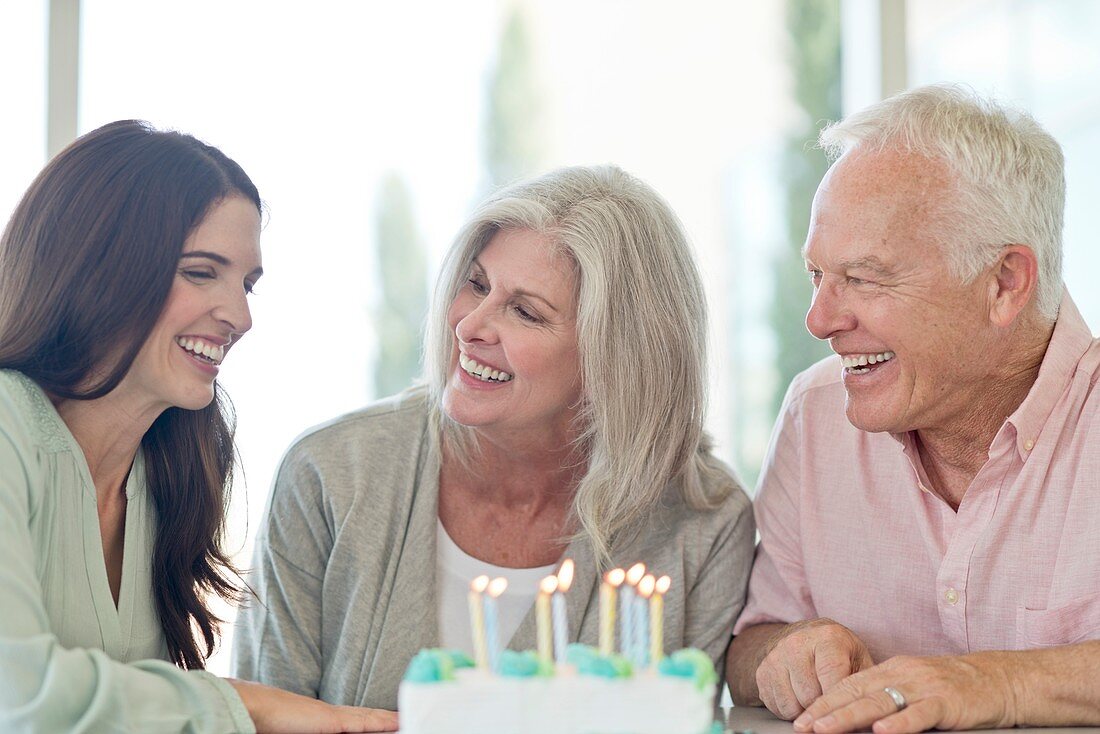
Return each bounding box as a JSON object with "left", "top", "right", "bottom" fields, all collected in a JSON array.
[{"left": 232, "top": 165, "right": 754, "bottom": 712}]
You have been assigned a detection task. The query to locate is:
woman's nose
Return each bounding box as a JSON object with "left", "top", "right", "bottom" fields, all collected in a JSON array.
[
  {"left": 454, "top": 298, "right": 498, "bottom": 345},
  {"left": 214, "top": 285, "right": 253, "bottom": 337}
]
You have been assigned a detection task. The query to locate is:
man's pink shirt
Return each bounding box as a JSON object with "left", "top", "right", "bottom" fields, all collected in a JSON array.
[{"left": 734, "top": 293, "right": 1100, "bottom": 660}]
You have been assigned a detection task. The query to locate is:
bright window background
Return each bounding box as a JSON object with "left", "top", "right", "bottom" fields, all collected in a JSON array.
[
  {"left": 0, "top": 2, "right": 47, "bottom": 223},
  {"left": 908, "top": 0, "right": 1100, "bottom": 331}
]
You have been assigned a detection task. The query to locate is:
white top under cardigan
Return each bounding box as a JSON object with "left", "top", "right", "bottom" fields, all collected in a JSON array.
[{"left": 436, "top": 519, "right": 554, "bottom": 655}]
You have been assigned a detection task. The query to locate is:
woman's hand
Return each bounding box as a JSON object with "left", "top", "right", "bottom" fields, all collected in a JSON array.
[{"left": 228, "top": 679, "right": 399, "bottom": 733}]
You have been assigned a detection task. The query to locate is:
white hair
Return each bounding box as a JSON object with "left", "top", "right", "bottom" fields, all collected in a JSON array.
[
  {"left": 424, "top": 165, "right": 738, "bottom": 564},
  {"left": 819, "top": 83, "right": 1065, "bottom": 321}
]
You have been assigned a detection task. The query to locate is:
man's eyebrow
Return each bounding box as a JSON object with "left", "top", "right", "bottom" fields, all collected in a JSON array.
[
  {"left": 471, "top": 257, "right": 560, "bottom": 313},
  {"left": 181, "top": 251, "right": 263, "bottom": 276},
  {"left": 839, "top": 256, "right": 895, "bottom": 275}
]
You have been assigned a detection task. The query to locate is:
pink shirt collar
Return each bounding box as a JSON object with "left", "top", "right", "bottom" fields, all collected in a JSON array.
[
  {"left": 1005, "top": 292, "right": 1095, "bottom": 460},
  {"left": 889, "top": 290, "right": 1094, "bottom": 463}
]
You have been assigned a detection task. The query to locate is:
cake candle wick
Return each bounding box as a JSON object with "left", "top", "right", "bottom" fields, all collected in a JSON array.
[
  {"left": 622, "top": 563, "right": 646, "bottom": 662},
  {"left": 636, "top": 574, "right": 656, "bottom": 669},
  {"left": 537, "top": 576, "right": 556, "bottom": 666},
  {"left": 600, "top": 568, "right": 625, "bottom": 656},
  {"left": 552, "top": 559, "right": 574, "bottom": 665},
  {"left": 485, "top": 577, "right": 508, "bottom": 674},
  {"left": 468, "top": 575, "right": 490, "bottom": 670},
  {"left": 650, "top": 575, "right": 671, "bottom": 670}
]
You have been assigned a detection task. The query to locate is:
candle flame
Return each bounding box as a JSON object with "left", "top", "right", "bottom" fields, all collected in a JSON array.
[
  {"left": 605, "top": 568, "right": 626, "bottom": 586},
  {"left": 487, "top": 577, "right": 508, "bottom": 598},
  {"left": 655, "top": 575, "right": 671, "bottom": 595},
  {"left": 626, "top": 562, "right": 646, "bottom": 586},
  {"left": 556, "top": 558, "right": 575, "bottom": 592},
  {"left": 539, "top": 575, "right": 558, "bottom": 595},
  {"left": 470, "top": 575, "right": 490, "bottom": 593},
  {"left": 638, "top": 574, "right": 656, "bottom": 598}
]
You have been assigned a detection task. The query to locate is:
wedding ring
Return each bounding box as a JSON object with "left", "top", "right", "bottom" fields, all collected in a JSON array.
[{"left": 883, "top": 686, "right": 907, "bottom": 711}]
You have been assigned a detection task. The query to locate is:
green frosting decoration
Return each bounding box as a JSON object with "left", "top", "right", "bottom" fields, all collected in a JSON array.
[
  {"left": 607, "top": 654, "right": 633, "bottom": 678},
  {"left": 402, "top": 649, "right": 475, "bottom": 683},
  {"left": 566, "top": 643, "right": 633, "bottom": 679},
  {"left": 498, "top": 650, "right": 553, "bottom": 678},
  {"left": 449, "top": 650, "right": 476, "bottom": 670},
  {"left": 657, "top": 648, "right": 718, "bottom": 691}
]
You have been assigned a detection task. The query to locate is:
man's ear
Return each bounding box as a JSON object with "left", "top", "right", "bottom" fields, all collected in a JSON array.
[{"left": 988, "top": 245, "right": 1039, "bottom": 328}]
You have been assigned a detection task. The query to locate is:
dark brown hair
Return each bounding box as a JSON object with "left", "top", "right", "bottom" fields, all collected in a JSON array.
[{"left": 0, "top": 120, "right": 261, "bottom": 669}]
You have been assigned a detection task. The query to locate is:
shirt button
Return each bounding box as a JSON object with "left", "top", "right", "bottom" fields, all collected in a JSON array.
[
  {"left": 1024, "top": 439, "right": 1035, "bottom": 451},
  {"left": 944, "top": 588, "right": 959, "bottom": 605}
]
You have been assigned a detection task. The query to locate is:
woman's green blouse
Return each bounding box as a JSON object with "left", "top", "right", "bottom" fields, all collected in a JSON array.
[{"left": 0, "top": 370, "right": 254, "bottom": 733}]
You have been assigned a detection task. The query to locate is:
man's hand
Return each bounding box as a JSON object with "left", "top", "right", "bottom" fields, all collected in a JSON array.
[
  {"left": 751, "top": 618, "right": 874, "bottom": 720},
  {"left": 792, "top": 652, "right": 1019, "bottom": 734}
]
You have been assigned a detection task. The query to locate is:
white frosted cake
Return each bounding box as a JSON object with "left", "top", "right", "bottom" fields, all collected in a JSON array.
[{"left": 397, "top": 646, "right": 719, "bottom": 734}]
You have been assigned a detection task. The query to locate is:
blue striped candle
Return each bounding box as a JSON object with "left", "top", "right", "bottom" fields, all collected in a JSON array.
[
  {"left": 622, "top": 563, "right": 646, "bottom": 661},
  {"left": 552, "top": 559, "right": 574, "bottom": 665},
  {"left": 636, "top": 574, "right": 656, "bottom": 668}
]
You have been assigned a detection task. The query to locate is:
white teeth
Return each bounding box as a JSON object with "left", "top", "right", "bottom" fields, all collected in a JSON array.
[
  {"left": 842, "top": 351, "right": 895, "bottom": 370},
  {"left": 176, "top": 337, "right": 225, "bottom": 364},
  {"left": 459, "top": 353, "right": 512, "bottom": 382}
]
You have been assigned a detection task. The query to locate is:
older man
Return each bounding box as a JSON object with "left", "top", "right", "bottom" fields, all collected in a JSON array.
[{"left": 727, "top": 84, "right": 1100, "bottom": 733}]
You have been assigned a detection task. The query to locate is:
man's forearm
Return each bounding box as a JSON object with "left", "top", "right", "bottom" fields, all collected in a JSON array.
[
  {"left": 725, "top": 623, "right": 786, "bottom": 706},
  {"left": 1011, "top": 639, "right": 1100, "bottom": 725}
]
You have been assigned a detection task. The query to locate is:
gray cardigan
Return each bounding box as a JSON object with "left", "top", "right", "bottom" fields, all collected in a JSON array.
[{"left": 231, "top": 389, "right": 754, "bottom": 711}]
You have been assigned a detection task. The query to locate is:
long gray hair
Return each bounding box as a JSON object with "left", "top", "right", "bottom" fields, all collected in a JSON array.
[
  {"left": 819, "top": 83, "right": 1065, "bottom": 321},
  {"left": 425, "top": 165, "right": 736, "bottom": 564}
]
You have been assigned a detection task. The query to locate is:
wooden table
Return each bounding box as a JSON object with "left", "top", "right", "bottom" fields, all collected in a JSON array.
[{"left": 723, "top": 705, "right": 1100, "bottom": 734}]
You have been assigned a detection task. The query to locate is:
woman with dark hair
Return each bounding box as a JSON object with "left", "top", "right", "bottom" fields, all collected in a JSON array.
[{"left": 0, "top": 121, "right": 396, "bottom": 733}]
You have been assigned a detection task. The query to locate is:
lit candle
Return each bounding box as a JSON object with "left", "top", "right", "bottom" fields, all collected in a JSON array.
[
  {"left": 636, "top": 574, "right": 656, "bottom": 669},
  {"left": 552, "top": 559, "right": 574, "bottom": 664},
  {"left": 537, "top": 575, "right": 556, "bottom": 665},
  {"left": 650, "top": 575, "right": 670, "bottom": 669},
  {"left": 600, "top": 568, "right": 625, "bottom": 655},
  {"left": 622, "top": 563, "right": 646, "bottom": 662},
  {"left": 485, "top": 577, "right": 508, "bottom": 673},
  {"left": 468, "top": 575, "right": 490, "bottom": 669}
]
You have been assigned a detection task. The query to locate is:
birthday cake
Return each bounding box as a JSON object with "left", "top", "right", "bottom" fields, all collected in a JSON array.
[
  {"left": 398, "top": 646, "right": 719, "bottom": 734},
  {"left": 398, "top": 561, "right": 718, "bottom": 733}
]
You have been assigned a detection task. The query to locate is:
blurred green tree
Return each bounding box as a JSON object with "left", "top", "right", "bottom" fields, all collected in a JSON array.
[
  {"left": 769, "top": 0, "right": 841, "bottom": 414},
  {"left": 373, "top": 172, "right": 428, "bottom": 398},
  {"left": 483, "top": 4, "right": 543, "bottom": 190}
]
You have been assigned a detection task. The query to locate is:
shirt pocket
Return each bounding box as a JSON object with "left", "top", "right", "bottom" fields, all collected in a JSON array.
[{"left": 1017, "top": 592, "right": 1100, "bottom": 648}]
